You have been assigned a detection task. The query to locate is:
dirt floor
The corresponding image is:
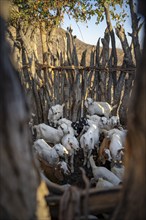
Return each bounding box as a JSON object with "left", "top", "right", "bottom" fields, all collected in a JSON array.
[
  {"left": 62, "top": 149, "right": 93, "bottom": 186},
  {"left": 60, "top": 135, "right": 111, "bottom": 188},
  {"left": 46, "top": 148, "right": 113, "bottom": 220}
]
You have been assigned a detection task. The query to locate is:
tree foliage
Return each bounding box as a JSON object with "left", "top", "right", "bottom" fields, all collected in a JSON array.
[
  {"left": 10, "top": 0, "right": 129, "bottom": 28},
  {"left": 10, "top": 0, "right": 95, "bottom": 26}
]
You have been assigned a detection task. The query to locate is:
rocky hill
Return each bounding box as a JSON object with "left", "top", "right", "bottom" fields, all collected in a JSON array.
[{"left": 48, "top": 27, "right": 124, "bottom": 66}]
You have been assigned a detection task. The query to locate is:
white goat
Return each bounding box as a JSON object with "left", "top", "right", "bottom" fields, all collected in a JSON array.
[
  {"left": 87, "top": 115, "right": 101, "bottom": 124},
  {"left": 108, "top": 133, "right": 124, "bottom": 162},
  {"left": 109, "top": 116, "right": 120, "bottom": 127},
  {"left": 107, "top": 128, "right": 127, "bottom": 146},
  {"left": 57, "top": 118, "right": 74, "bottom": 135},
  {"left": 104, "top": 128, "right": 126, "bottom": 163},
  {"left": 57, "top": 160, "right": 71, "bottom": 176},
  {"left": 61, "top": 134, "right": 80, "bottom": 173},
  {"left": 48, "top": 103, "right": 65, "bottom": 126},
  {"left": 87, "top": 115, "right": 107, "bottom": 134},
  {"left": 89, "top": 155, "right": 121, "bottom": 185},
  {"left": 57, "top": 118, "right": 72, "bottom": 126},
  {"left": 96, "top": 178, "right": 114, "bottom": 189},
  {"left": 98, "top": 115, "right": 120, "bottom": 132},
  {"left": 33, "top": 123, "right": 69, "bottom": 144},
  {"left": 33, "top": 139, "right": 68, "bottom": 166},
  {"left": 111, "top": 163, "right": 125, "bottom": 181},
  {"left": 80, "top": 124, "right": 100, "bottom": 168},
  {"left": 85, "top": 97, "right": 113, "bottom": 118},
  {"left": 33, "top": 139, "right": 70, "bottom": 182},
  {"left": 99, "top": 117, "right": 109, "bottom": 130}
]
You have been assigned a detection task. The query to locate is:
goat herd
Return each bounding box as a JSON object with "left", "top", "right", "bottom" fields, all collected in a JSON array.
[{"left": 31, "top": 97, "right": 127, "bottom": 189}]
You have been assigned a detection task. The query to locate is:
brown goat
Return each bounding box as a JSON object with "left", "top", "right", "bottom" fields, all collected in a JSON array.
[
  {"left": 39, "top": 158, "right": 70, "bottom": 184},
  {"left": 98, "top": 137, "right": 111, "bottom": 164}
]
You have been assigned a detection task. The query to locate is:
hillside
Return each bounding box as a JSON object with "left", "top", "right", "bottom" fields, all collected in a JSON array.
[{"left": 48, "top": 27, "right": 124, "bottom": 66}]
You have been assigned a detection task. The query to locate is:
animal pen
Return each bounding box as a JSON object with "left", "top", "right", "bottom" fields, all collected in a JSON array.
[
  {"left": 6, "top": 24, "right": 139, "bottom": 220},
  {"left": 1, "top": 0, "right": 146, "bottom": 219},
  {"left": 7, "top": 25, "right": 136, "bottom": 125},
  {"left": 20, "top": 50, "right": 136, "bottom": 220}
]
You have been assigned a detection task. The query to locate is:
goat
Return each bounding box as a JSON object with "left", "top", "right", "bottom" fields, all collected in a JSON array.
[
  {"left": 96, "top": 177, "right": 114, "bottom": 189},
  {"left": 61, "top": 134, "right": 80, "bottom": 173},
  {"left": 108, "top": 133, "right": 124, "bottom": 162},
  {"left": 111, "top": 163, "right": 125, "bottom": 181},
  {"left": 48, "top": 103, "right": 65, "bottom": 127},
  {"left": 58, "top": 118, "right": 75, "bottom": 135},
  {"left": 33, "top": 139, "right": 68, "bottom": 166},
  {"left": 89, "top": 155, "right": 121, "bottom": 185},
  {"left": 71, "top": 117, "right": 88, "bottom": 137},
  {"left": 85, "top": 97, "right": 114, "bottom": 118},
  {"left": 80, "top": 124, "right": 100, "bottom": 168},
  {"left": 98, "top": 137, "right": 112, "bottom": 165},
  {"left": 40, "top": 160, "right": 70, "bottom": 184},
  {"left": 57, "top": 118, "right": 72, "bottom": 126},
  {"left": 107, "top": 128, "right": 127, "bottom": 146},
  {"left": 109, "top": 116, "right": 120, "bottom": 127},
  {"left": 87, "top": 115, "right": 101, "bottom": 125},
  {"left": 33, "top": 123, "right": 69, "bottom": 144}
]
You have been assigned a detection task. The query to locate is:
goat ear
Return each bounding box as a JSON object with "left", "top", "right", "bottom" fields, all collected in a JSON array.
[{"left": 62, "top": 103, "right": 65, "bottom": 108}]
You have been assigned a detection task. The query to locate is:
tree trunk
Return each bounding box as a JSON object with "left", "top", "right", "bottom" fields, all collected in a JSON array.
[
  {"left": 0, "top": 16, "right": 40, "bottom": 220},
  {"left": 129, "top": 0, "right": 141, "bottom": 65},
  {"left": 104, "top": 2, "right": 118, "bottom": 113},
  {"left": 115, "top": 25, "right": 134, "bottom": 66},
  {"left": 111, "top": 0, "right": 146, "bottom": 218},
  {"left": 100, "top": 28, "right": 110, "bottom": 101},
  {"left": 114, "top": 25, "right": 135, "bottom": 120},
  {"left": 104, "top": 2, "right": 117, "bottom": 67}
]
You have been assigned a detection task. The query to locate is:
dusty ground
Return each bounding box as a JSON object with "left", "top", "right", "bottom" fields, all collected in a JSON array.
[
  {"left": 62, "top": 149, "right": 99, "bottom": 188},
  {"left": 45, "top": 148, "right": 113, "bottom": 220}
]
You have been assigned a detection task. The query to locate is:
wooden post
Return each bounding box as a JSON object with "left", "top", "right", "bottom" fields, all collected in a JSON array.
[{"left": 0, "top": 16, "right": 39, "bottom": 220}]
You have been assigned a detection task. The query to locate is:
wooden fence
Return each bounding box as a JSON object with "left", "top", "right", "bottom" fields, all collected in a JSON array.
[
  {"left": 22, "top": 63, "right": 136, "bottom": 125},
  {"left": 8, "top": 25, "right": 137, "bottom": 125}
]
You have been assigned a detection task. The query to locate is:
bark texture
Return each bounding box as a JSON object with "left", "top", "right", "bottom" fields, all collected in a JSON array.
[
  {"left": 0, "top": 17, "right": 40, "bottom": 220},
  {"left": 111, "top": 1, "right": 146, "bottom": 219}
]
